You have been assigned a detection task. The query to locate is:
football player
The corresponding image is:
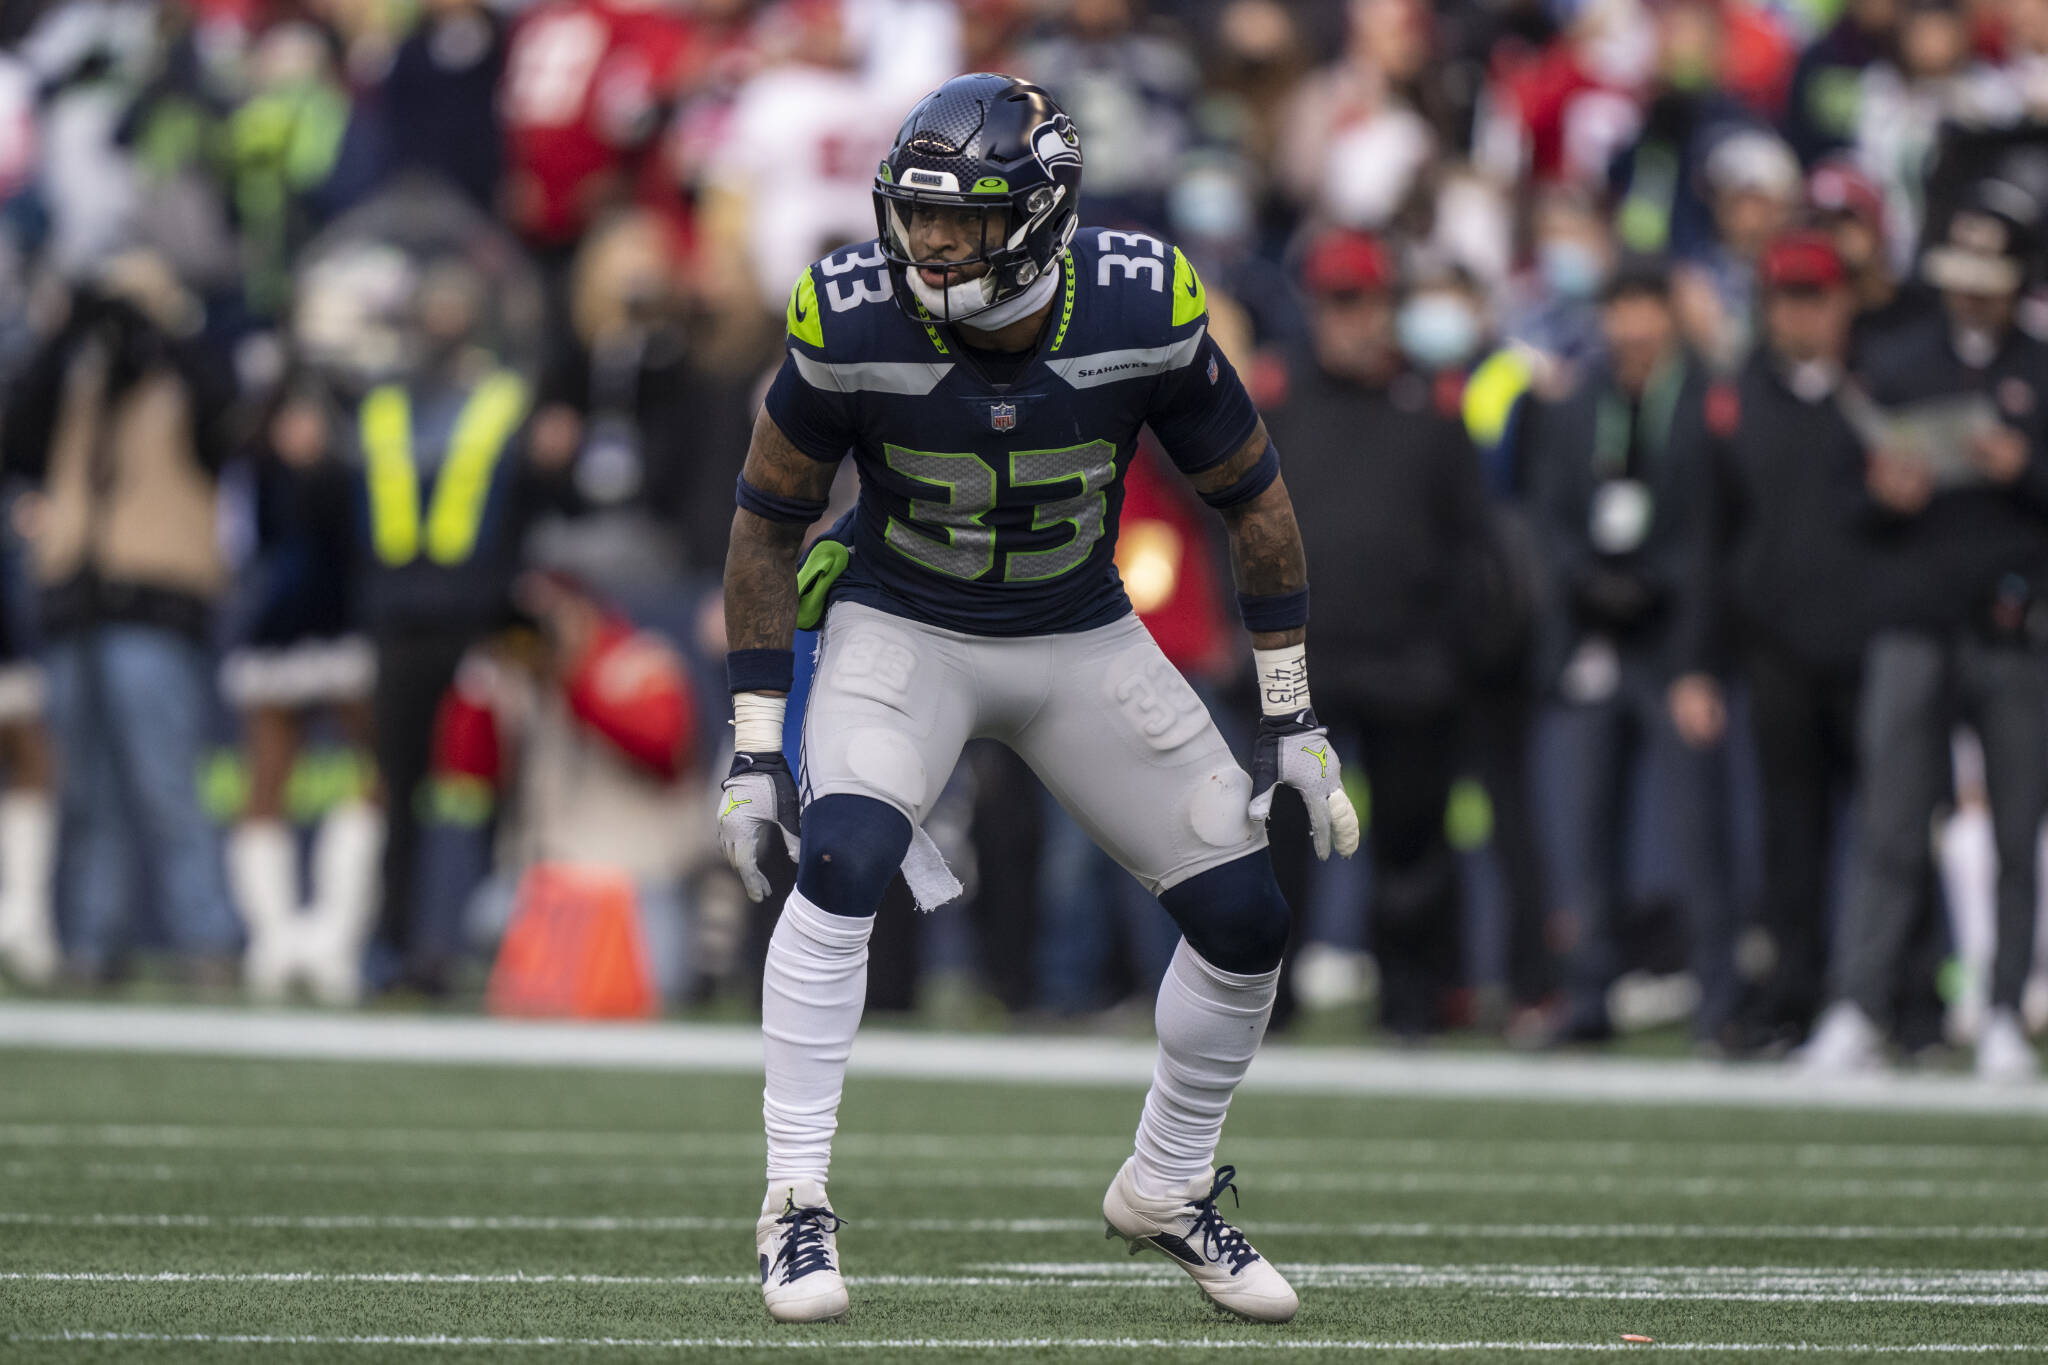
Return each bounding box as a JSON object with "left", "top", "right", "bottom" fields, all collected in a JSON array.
[{"left": 719, "top": 73, "right": 1360, "bottom": 1325}]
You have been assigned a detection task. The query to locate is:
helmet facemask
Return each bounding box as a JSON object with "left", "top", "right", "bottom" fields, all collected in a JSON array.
[{"left": 876, "top": 179, "right": 1072, "bottom": 325}]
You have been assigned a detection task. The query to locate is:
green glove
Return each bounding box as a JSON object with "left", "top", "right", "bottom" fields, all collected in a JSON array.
[{"left": 796, "top": 540, "right": 851, "bottom": 632}]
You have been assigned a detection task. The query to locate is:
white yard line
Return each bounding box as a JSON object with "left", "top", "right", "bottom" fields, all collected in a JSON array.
[
  {"left": 0, "top": 1271, "right": 1136, "bottom": 1289},
  {"left": 12, "top": 1264, "right": 2048, "bottom": 1304},
  {"left": 11, "top": 1332, "right": 2048, "bottom": 1353},
  {"left": 10, "top": 1157, "right": 2048, "bottom": 1203},
  {"left": 2, "top": 1123, "right": 2040, "bottom": 1174},
  {"left": 6, "top": 1002, "right": 2048, "bottom": 1115},
  {"left": 9, "top": 1211, "right": 2048, "bottom": 1239}
]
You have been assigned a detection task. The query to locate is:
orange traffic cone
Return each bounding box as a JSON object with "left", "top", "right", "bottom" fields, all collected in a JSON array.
[{"left": 486, "top": 863, "right": 658, "bottom": 1019}]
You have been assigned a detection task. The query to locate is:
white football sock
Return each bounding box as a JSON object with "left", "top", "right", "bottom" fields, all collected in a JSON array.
[
  {"left": 1132, "top": 938, "right": 1278, "bottom": 1199},
  {"left": 228, "top": 819, "right": 299, "bottom": 1001},
  {"left": 306, "top": 801, "right": 383, "bottom": 1006},
  {"left": 0, "top": 790, "right": 56, "bottom": 984},
  {"left": 762, "top": 889, "right": 873, "bottom": 1188}
]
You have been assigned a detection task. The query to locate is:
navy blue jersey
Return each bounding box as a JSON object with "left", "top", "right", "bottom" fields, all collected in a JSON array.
[{"left": 763, "top": 228, "right": 1258, "bottom": 635}]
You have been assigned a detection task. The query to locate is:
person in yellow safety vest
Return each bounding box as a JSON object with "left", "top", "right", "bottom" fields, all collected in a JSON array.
[
  {"left": 1463, "top": 346, "right": 1535, "bottom": 495},
  {"left": 1456, "top": 341, "right": 1564, "bottom": 1040},
  {"left": 349, "top": 259, "right": 576, "bottom": 998}
]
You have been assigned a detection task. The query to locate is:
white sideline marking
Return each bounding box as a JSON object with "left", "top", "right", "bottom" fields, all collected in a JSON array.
[
  {"left": 12, "top": 1332, "right": 2048, "bottom": 1353},
  {"left": 0, "top": 1272, "right": 1132, "bottom": 1289},
  {"left": 3, "top": 1123, "right": 2041, "bottom": 1174},
  {"left": 7, "top": 1002, "right": 2048, "bottom": 1115},
  {"left": 0, "top": 1160, "right": 1103, "bottom": 1192},
  {"left": 14, "top": 1264, "right": 2048, "bottom": 1304},
  {"left": 970, "top": 1262, "right": 2048, "bottom": 1304},
  {"left": 12, "top": 1157, "right": 2047, "bottom": 1203},
  {"left": 10, "top": 1211, "right": 2048, "bottom": 1240}
]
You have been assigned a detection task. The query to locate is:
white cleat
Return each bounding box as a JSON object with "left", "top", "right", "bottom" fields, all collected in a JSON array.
[
  {"left": 1977, "top": 1008, "right": 2039, "bottom": 1083},
  {"left": 1102, "top": 1158, "right": 1298, "bottom": 1323},
  {"left": 756, "top": 1180, "right": 849, "bottom": 1323},
  {"left": 1797, "top": 1000, "right": 1886, "bottom": 1076}
]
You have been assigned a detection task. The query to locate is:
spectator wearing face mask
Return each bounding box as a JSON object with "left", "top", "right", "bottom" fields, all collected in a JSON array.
[
  {"left": 1523, "top": 257, "right": 1736, "bottom": 1046},
  {"left": 1803, "top": 181, "right": 2048, "bottom": 1081},
  {"left": 1261, "top": 230, "right": 1500, "bottom": 1038},
  {"left": 1395, "top": 260, "right": 1488, "bottom": 385},
  {"left": 1167, "top": 157, "right": 1304, "bottom": 397},
  {"left": 1671, "top": 232, "right": 1880, "bottom": 1054},
  {"left": 1501, "top": 185, "right": 1616, "bottom": 398}
]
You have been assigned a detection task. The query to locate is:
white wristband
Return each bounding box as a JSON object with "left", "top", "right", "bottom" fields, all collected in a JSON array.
[
  {"left": 1253, "top": 643, "right": 1311, "bottom": 718},
  {"left": 732, "top": 692, "right": 787, "bottom": 755}
]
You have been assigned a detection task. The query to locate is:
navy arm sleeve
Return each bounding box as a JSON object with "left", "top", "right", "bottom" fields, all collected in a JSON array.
[
  {"left": 1146, "top": 330, "right": 1261, "bottom": 475},
  {"left": 763, "top": 353, "right": 856, "bottom": 465}
]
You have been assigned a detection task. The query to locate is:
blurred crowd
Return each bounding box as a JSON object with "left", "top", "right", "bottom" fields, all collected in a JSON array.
[{"left": 4, "top": 0, "right": 2048, "bottom": 1077}]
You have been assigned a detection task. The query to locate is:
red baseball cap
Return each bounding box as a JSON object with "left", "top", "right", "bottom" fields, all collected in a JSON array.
[
  {"left": 1301, "top": 230, "right": 1392, "bottom": 295},
  {"left": 1760, "top": 231, "right": 1846, "bottom": 290},
  {"left": 1806, "top": 158, "right": 1885, "bottom": 230}
]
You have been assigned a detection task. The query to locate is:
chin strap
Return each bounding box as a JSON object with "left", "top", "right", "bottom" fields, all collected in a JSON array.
[{"left": 908, "top": 261, "right": 1061, "bottom": 332}]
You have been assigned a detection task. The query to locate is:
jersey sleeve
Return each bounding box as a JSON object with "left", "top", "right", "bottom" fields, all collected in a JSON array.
[
  {"left": 762, "top": 266, "right": 856, "bottom": 464},
  {"left": 1144, "top": 249, "right": 1259, "bottom": 474}
]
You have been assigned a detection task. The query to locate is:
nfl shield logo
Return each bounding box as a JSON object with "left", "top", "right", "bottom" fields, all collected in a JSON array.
[{"left": 989, "top": 401, "right": 1017, "bottom": 432}]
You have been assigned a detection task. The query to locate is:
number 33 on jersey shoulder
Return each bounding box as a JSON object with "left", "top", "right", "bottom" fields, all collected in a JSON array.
[{"left": 763, "top": 228, "right": 1258, "bottom": 637}]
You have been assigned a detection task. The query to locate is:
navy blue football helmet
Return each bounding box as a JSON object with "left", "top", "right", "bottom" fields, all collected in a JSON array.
[{"left": 873, "top": 73, "right": 1083, "bottom": 323}]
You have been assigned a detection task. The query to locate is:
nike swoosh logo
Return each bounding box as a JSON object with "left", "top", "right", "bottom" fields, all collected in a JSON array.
[
  {"left": 1184, "top": 280, "right": 1199, "bottom": 296},
  {"left": 793, "top": 300, "right": 809, "bottom": 320}
]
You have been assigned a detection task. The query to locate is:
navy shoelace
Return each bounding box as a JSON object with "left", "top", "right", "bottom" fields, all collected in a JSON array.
[
  {"left": 772, "top": 1205, "right": 846, "bottom": 1283},
  {"left": 1187, "top": 1166, "right": 1259, "bottom": 1274}
]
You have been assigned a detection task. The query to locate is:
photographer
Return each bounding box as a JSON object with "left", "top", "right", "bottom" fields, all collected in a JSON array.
[{"left": 0, "top": 255, "right": 240, "bottom": 985}]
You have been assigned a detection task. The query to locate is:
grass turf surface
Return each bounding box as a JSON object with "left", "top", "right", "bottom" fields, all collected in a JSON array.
[{"left": 1, "top": 1044, "right": 2046, "bottom": 1362}]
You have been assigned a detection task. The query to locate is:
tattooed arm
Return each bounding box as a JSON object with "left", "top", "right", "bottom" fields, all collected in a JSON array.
[
  {"left": 1185, "top": 418, "right": 1309, "bottom": 650},
  {"left": 1187, "top": 416, "right": 1356, "bottom": 854},
  {"left": 723, "top": 409, "right": 839, "bottom": 693}
]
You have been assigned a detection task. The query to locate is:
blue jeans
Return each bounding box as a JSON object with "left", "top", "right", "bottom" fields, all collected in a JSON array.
[
  {"left": 46, "top": 626, "right": 238, "bottom": 966},
  {"left": 1539, "top": 650, "right": 1736, "bottom": 1038}
]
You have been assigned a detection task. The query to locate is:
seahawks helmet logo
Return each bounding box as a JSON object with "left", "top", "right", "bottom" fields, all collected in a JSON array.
[{"left": 1032, "top": 114, "right": 1082, "bottom": 176}]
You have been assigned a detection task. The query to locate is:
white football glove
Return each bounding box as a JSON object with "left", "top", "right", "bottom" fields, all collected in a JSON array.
[
  {"left": 719, "top": 751, "right": 801, "bottom": 902},
  {"left": 1247, "top": 709, "right": 1362, "bottom": 860}
]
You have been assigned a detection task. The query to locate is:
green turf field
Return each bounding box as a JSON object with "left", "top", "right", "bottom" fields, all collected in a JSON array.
[{"left": 3, "top": 1041, "right": 2048, "bottom": 1362}]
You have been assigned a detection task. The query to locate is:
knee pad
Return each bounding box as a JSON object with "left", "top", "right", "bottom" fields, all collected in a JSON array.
[
  {"left": 1158, "top": 852, "right": 1293, "bottom": 975},
  {"left": 797, "top": 793, "right": 911, "bottom": 917}
]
